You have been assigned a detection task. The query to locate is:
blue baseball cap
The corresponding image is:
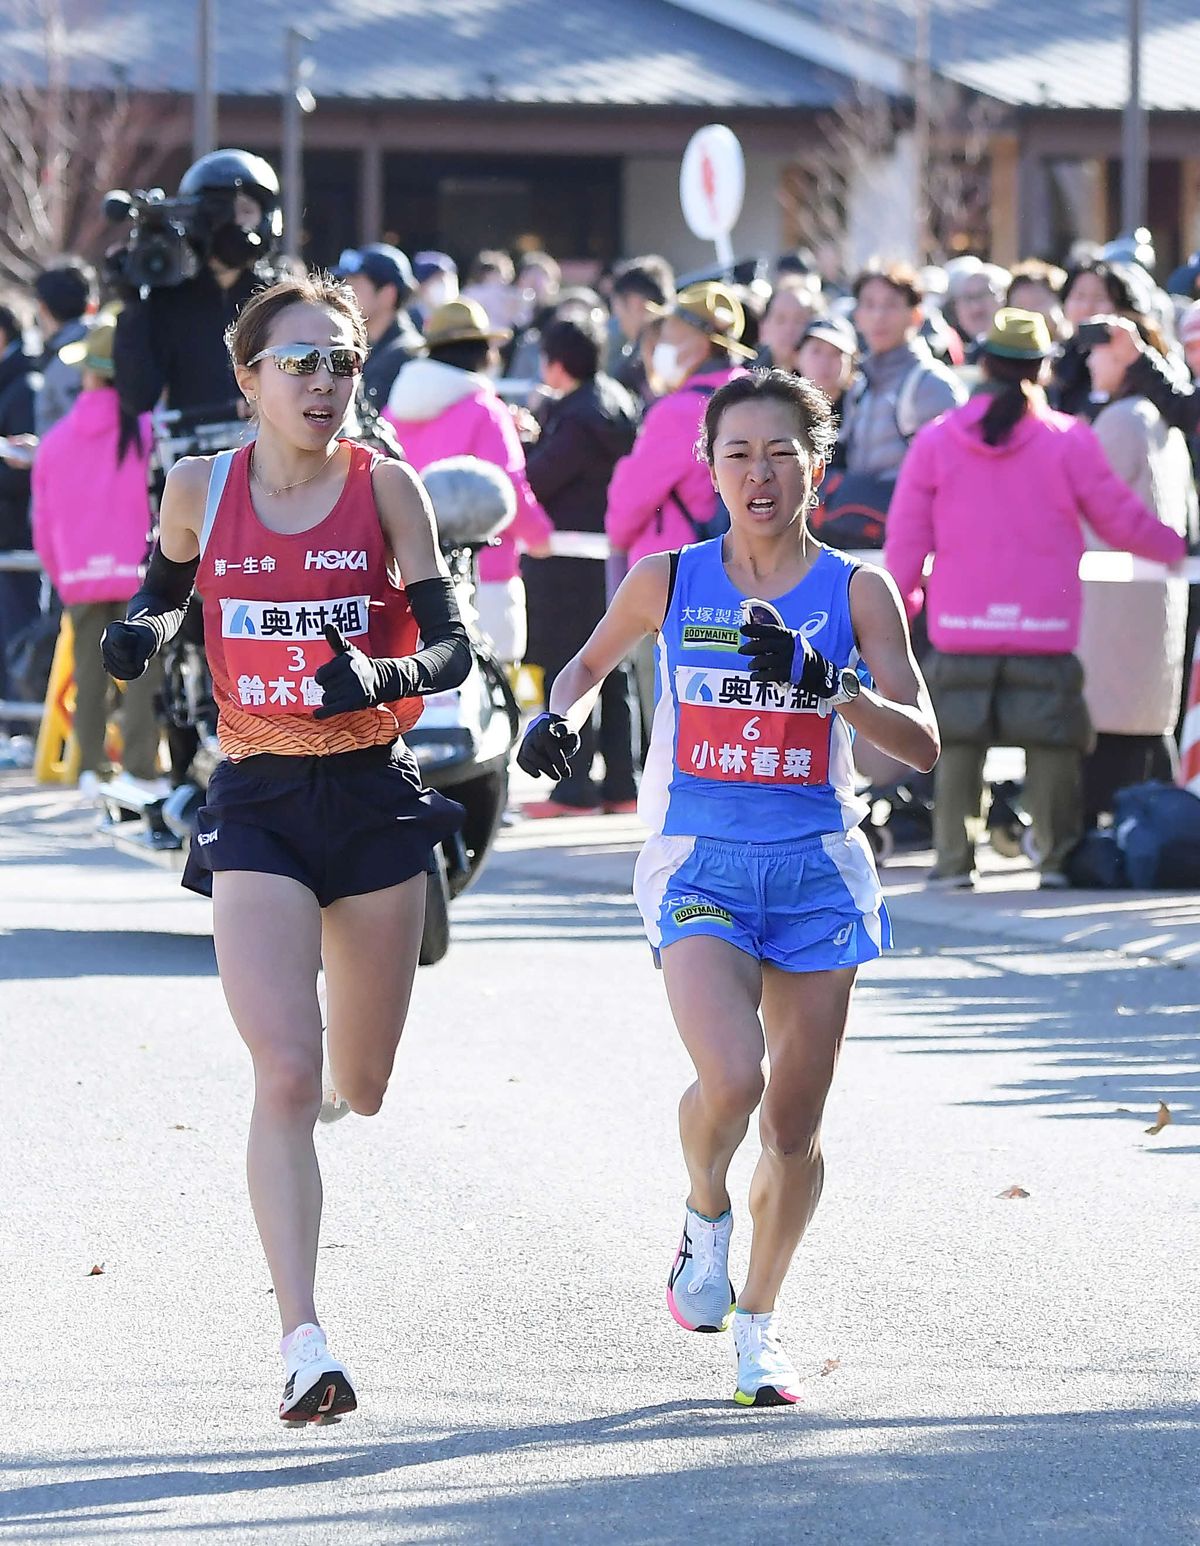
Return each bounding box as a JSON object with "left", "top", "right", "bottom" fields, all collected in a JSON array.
[{"left": 335, "top": 243, "right": 415, "bottom": 297}]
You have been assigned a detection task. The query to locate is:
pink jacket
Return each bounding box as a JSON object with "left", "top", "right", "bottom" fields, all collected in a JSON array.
[
  {"left": 884, "top": 393, "right": 1186, "bottom": 655},
  {"left": 384, "top": 358, "right": 552, "bottom": 583},
  {"left": 605, "top": 366, "right": 746, "bottom": 566},
  {"left": 31, "top": 387, "right": 153, "bottom": 605}
]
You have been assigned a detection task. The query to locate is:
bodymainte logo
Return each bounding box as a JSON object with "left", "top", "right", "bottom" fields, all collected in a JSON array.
[{"left": 305, "top": 550, "right": 368, "bottom": 571}]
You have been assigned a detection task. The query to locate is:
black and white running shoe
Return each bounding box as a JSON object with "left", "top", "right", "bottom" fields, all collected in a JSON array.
[{"left": 279, "top": 1323, "right": 357, "bottom": 1425}]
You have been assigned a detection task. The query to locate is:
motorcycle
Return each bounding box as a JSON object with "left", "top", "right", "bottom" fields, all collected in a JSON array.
[{"left": 98, "top": 423, "right": 519, "bottom": 967}]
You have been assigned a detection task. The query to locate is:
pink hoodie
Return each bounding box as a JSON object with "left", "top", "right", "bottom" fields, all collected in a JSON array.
[
  {"left": 885, "top": 393, "right": 1186, "bottom": 655},
  {"left": 384, "top": 358, "right": 552, "bottom": 582},
  {"left": 605, "top": 366, "right": 746, "bottom": 566},
  {"left": 31, "top": 387, "right": 153, "bottom": 605}
]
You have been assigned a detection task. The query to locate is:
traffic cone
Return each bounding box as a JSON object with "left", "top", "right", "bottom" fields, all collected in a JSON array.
[{"left": 1179, "top": 633, "right": 1200, "bottom": 794}]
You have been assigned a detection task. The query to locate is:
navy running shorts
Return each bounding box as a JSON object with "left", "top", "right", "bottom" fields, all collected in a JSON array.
[{"left": 182, "top": 742, "right": 464, "bottom": 908}]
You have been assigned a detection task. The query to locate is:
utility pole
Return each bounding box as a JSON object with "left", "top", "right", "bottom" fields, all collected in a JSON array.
[
  {"left": 1121, "top": 0, "right": 1147, "bottom": 234},
  {"left": 193, "top": 0, "right": 216, "bottom": 160},
  {"left": 913, "top": 0, "right": 933, "bottom": 264},
  {"left": 282, "top": 27, "right": 315, "bottom": 260}
]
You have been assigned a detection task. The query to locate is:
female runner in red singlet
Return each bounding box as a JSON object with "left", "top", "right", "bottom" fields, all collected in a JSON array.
[{"left": 101, "top": 273, "right": 470, "bottom": 1423}]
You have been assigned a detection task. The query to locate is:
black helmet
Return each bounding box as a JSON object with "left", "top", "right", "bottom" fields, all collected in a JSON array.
[
  {"left": 179, "top": 149, "right": 283, "bottom": 263},
  {"left": 180, "top": 148, "right": 279, "bottom": 206}
]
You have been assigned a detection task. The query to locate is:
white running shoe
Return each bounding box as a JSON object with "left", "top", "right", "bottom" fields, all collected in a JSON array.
[
  {"left": 318, "top": 1087, "right": 352, "bottom": 1124},
  {"left": 279, "top": 1323, "right": 356, "bottom": 1425},
  {"left": 667, "top": 1207, "right": 735, "bottom": 1333},
  {"left": 732, "top": 1311, "right": 803, "bottom": 1407}
]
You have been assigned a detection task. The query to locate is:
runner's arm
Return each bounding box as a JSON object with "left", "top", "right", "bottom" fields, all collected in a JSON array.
[
  {"left": 546, "top": 552, "right": 670, "bottom": 732},
  {"left": 312, "top": 459, "right": 470, "bottom": 716},
  {"left": 843, "top": 565, "right": 940, "bottom": 772},
  {"left": 100, "top": 457, "right": 205, "bottom": 681}
]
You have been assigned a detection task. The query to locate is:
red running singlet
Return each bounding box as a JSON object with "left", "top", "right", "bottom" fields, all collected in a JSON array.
[{"left": 195, "top": 441, "right": 422, "bottom": 760}]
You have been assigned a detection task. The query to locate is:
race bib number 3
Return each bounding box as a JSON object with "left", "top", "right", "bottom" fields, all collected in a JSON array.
[
  {"left": 674, "top": 665, "right": 830, "bottom": 786},
  {"left": 219, "top": 594, "right": 371, "bottom": 716}
]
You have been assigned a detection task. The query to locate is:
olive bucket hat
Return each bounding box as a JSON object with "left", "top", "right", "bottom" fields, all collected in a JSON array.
[
  {"left": 59, "top": 317, "right": 118, "bottom": 377},
  {"left": 982, "top": 307, "right": 1053, "bottom": 360},
  {"left": 662, "top": 281, "right": 758, "bottom": 359},
  {"left": 423, "top": 298, "right": 511, "bottom": 348}
]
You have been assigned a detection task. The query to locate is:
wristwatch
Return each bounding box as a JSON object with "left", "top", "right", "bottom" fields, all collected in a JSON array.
[{"left": 819, "top": 666, "right": 861, "bottom": 719}]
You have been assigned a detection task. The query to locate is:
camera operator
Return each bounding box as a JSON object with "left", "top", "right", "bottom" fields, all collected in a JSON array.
[
  {"left": 112, "top": 149, "right": 283, "bottom": 417},
  {"left": 110, "top": 149, "right": 282, "bottom": 784}
]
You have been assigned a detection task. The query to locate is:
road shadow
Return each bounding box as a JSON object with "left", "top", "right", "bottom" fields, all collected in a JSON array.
[
  {"left": 859, "top": 937, "right": 1199, "bottom": 1138},
  {"left": 0, "top": 1400, "right": 1194, "bottom": 1544},
  {"left": 0, "top": 928, "right": 217, "bottom": 980}
]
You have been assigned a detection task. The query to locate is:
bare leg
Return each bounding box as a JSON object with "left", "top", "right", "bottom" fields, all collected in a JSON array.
[
  {"left": 212, "top": 871, "right": 324, "bottom": 1336},
  {"left": 321, "top": 872, "right": 427, "bottom": 1115},
  {"left": 660, "top": 937, "right": 766, "bottom": 1218},
  {"left": 738, "top": 964, "right": 856, "bottom": 1313}
]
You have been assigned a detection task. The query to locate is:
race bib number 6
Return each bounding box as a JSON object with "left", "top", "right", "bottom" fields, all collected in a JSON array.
[
  {"left": 219, "top": 594, "right": 371, "bottom": 716},
  {"left": 674, "top": 665, "right": 830, "bottom": 786}
]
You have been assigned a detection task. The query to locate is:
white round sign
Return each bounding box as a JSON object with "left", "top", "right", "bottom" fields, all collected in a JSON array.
[{"left": 679, "top": 124, "right": 745, "bottom": 242}]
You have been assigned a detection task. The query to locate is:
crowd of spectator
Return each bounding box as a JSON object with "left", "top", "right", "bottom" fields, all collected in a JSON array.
[{"left": 2, "top": 225, "right": 1198, "bottom": 883}]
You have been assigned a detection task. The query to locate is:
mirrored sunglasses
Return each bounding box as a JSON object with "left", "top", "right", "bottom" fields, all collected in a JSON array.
[{"left": 247, "top": 343, "right": 365, "bottom": 378}]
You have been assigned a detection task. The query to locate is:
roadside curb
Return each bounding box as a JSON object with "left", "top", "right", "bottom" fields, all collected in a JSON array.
[{"left": 880, "top": 863, "right": 1200, "bottom": 971}]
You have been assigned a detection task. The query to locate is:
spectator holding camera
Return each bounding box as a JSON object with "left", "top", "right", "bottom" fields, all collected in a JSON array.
[{"left": 1076, "top": 321, "right": 1195, "bottom": 822}]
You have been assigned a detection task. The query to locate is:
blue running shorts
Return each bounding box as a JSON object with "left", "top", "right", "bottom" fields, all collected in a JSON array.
[{"left": 633, "top": 828, "right": 891, "bottom": 974}]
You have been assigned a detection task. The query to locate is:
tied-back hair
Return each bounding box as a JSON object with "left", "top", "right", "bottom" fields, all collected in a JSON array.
[
  {"left": 979, "top": 354, "right": 1043, "bottom": 446},
  {"left": 117, "top": 407, "right": 143, "bottom": 466}
]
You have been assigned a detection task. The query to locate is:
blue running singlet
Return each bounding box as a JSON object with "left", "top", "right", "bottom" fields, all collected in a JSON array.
[{"left": 637, "top": 540, "right": 870, "bottom": 843}]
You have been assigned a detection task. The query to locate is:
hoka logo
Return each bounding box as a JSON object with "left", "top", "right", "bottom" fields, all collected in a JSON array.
[{"left": 304, "top": 549, "right": 368, "bottom": 571}]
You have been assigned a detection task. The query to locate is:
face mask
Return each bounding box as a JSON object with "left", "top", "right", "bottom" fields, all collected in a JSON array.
[
  {"left": 652, "top": 341, "right": 685, "bottom": 390},
  {"left": 209, "top": 223, "right": 262, "bottom": 271}
]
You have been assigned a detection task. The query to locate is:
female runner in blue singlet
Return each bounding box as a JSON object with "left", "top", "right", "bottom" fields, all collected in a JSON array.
[{"left": 517, "top": 370, "right": 939, "bottom": 1406}]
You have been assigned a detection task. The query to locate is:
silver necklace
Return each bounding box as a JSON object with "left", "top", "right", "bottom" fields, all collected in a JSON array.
[{"left": 250, "top": 447, "right": 337, "bottom": 497}]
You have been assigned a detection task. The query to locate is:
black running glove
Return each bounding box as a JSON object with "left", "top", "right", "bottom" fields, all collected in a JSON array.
[
  {"left": 312, "top": 575, "right": 470, "bottom": 720},
  {"left": 516, "top": 712, "right": 580, "bottom": 780},
  {"left": 738, "top": 622, "right": 840, "bottom": 698},
  {"left": 100, "top": 544, "right": 199, "bottom": 681},
  {"left": 100, "top": 618, "right": 160, "bottom": 682}
]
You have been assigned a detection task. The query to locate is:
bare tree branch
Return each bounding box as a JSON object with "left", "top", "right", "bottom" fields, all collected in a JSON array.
[{"left": 0, "top": 0, "right": 187, "bottom": 293}]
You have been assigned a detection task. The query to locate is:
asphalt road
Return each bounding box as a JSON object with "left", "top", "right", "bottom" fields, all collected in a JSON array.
[{"left": 0, "top": 781, "right": 1196, "bottom": 1546}]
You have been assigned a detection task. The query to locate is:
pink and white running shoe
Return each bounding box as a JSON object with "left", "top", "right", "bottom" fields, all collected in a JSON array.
[{"left": 666, "top": 1207, "right": 735, "bottom": 1333}]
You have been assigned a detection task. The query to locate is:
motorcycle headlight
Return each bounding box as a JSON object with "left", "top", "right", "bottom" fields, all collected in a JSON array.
[{"left": 410, "top": 739, "right": 463, "bottom": 769}]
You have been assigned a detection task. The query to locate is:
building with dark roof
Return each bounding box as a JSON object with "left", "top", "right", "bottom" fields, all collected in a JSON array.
[{"left": 3, "top": 0, "right": 1199, "bottom": 279}]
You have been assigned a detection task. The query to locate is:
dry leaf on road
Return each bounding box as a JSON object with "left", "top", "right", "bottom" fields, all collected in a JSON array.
[
  {"left": 1145, "top": 1102, "right": 1172, "bottom": 1136},
  {"left": 87, "top": 1263, "right": 105, "bottom": 1276},
  {"left": 997, "top": 1185, "right": 1030, "bottom": 1198},
  {"left": 819, "top": 1358, "right": 841, "bottom": 1376}
]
